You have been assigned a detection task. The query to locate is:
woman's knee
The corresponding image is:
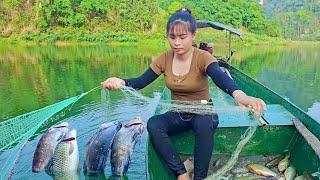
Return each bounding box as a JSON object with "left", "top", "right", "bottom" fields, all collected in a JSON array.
[
  {"left": 193, "top": 114, "right": 219, "bottom": 134},
  {"left": 147, "top": 115, "right": 162, "bottom": 134}
]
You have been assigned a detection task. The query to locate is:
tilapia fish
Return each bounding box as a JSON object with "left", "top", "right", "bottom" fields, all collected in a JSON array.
[
  {"left": 246, "top": 163, "right": 278, "bottom": 177},
  {"left": 45, "top": 129, "right": 79, "bottom": 177},
  {"left": 32, "top": 122, "right": 69, "bottom": 172},
  {"left": 84, "top": 121, "right": 122, "bottom": 175},
  {"left": 111, "top": 118, "right": 145, "bottom": 176}
]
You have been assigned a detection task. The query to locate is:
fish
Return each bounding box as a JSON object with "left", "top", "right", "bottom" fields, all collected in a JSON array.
[
  {"left": 246, "top": 163, "right": 278, "bottom": 177},
  {"left": 294, "top": 175, "right": 306, "bottom": 180},
  {"left": 45, "top": 129, "right": 79, "bottom": 176},
  {"left": 32, "top": 122, "right": 69, "bottom": 172},
  {"left": 265, "top": 152, "right": 288, "bottom": 168},
  {"left": 84, "top": 121, "right": 122, "bottom": 175},
  {"left": 284, "top": 166, "right": 296, "bottom": 180},
  {"left": 183, "top": 158, "right": 194, "bottom": 176},
  {"left": 233, "top": 173, "right": 276, "bottom": 180},
  {"left": 49, "top": 171, "right": 80, "bottom": 180},
  {"left": 110, "top": 118, "right": 145, "bottom": 177},
  {"left": 311, "top": 171, "right": 320, "bottom": 179},
  {"left": 278, "top": 152, "right": 290, "bottom": 172}
]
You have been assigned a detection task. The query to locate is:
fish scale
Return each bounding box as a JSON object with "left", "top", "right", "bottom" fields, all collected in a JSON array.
[
  {"left": 84, "top": 121, "right": 122, "bottom": 175},
  {"left": 50, "top": 142, "right": 72, "bottom": 172},
  {"left": 46, "top": 130, "right": 79, "bottom": 176},
  {"left": 32, "top": 122, "right": 69, "bottom": 173},
  {"left": 111, "top": 118, "right": 145, "bottom": 176}
]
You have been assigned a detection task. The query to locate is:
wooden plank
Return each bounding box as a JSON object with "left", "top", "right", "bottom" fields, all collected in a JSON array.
[{"left": 293, "top": 118, "right": 320, "bottom": 158}]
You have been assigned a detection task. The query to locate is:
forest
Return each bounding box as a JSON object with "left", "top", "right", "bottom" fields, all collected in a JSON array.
[{"left": 0, "top": 0, "right": 319, "bottom": 42}]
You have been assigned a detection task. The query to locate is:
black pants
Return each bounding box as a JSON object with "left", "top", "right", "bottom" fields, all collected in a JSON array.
[{"left": 147, "top": 111, "right": 219, "bottom": 180}]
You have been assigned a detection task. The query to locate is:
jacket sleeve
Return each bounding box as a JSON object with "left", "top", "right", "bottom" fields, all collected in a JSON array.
[
  {"left": 206, "top": 62, "right": 240, "bottom": 96},
  {"left": 123, "top": 67, "right": 159, "bottom": 90}
]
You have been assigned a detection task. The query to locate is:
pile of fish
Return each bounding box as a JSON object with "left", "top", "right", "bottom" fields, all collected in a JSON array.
[
  {"left": 243, "top": 152, "right": 313, "bottom": 180},
  {"left": 184, "top": 151, "right": 316, "bottom": 180},
  {"left": 32, "top": 117, "right": 145, "bottom": 179}
]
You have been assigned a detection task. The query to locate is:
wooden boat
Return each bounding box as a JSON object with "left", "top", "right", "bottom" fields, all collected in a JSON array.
[{"left": 146, "top": 20, "right": 320, "bottom": 179}]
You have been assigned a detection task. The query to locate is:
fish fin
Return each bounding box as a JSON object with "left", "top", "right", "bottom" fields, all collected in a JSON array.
[
  {"left": 123, "top": 155, "right": 131, "bottom": 175},
  {"left": 45, "top": 158, "right": 54, "bottom": 176},
  {"left": 57, "top": 133, "right": 65, "bottom": 142},
  {"left": 69, "top": 143, "right": 74, "bottom": 155},
  {"left": 132, "top": 134, "right": 142, "bottom": 146},
  {"left": 86, "top": 131, "right": 100, "bottom": 145},
  {"left": 83, "top": 161, "right": 87, "bottom": 174}
]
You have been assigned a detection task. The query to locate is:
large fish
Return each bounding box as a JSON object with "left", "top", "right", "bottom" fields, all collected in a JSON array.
[
  {"left": 84, "top": 121, "right": 122, "bottom": 175},
  {"left": 45, "top": 129, "right": 79, "bottom": 179},
  {"left": 32, "top": 122, "right": 69, "bottom": 172},
  {"left": 246, "top": 163, "right": 278, "bottom": 177},
  {"left": 111, "top": 118, "right": 145, "bottom": 177}
]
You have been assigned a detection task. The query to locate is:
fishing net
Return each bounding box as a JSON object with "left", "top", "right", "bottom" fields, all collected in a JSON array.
[
  {"left": 0, "top": 84, "right": 260, "bottom": 180},
  {"left": 0, "top": 86, "right": 99, "bottom": 179},
  {"left": 120, "top": 86, "right": 250, "bottom": 115},
  {"left": 121, "top": 86, "right": 261, "bottom": 180},
  {"left": 206, "top": 125, "right": 258, "bottom": 180},
  {"left": 0, "top": 86, "right": 161, "bottom": 180}
]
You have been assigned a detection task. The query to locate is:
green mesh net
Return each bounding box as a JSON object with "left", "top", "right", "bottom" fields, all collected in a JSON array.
[{"left": 0, "top": 86, "right": 99, "bottom": 179}]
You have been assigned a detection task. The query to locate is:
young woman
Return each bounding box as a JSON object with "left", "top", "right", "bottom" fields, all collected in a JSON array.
[{"left": 101, "top": 8, "right": 266, "bottom": 180}]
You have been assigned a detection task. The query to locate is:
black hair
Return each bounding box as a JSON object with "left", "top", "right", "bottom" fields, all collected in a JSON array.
[{"left": 166, "top": 7, "right": 196, "bottom": 36}]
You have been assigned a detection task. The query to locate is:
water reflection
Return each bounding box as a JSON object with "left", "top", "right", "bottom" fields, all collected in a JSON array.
[
  {"left": 0, "top": 43, "right": 319, "bottom": 179},
  {"left": 0, "top": 45, "right": 164, "bottom": 120},
  {"left": 308, "top": 102, "right": 320, "bottom": 121},
  {"left": 232, "top": 45, "right": 320, "bottom": 123}
]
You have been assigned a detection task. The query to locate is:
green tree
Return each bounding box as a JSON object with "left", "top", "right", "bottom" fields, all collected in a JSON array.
[{"left": 167, "top": 1, "right": 182, "bottom": 15}]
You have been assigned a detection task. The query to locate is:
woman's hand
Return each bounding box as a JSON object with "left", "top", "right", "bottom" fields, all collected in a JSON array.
[
  {"left": 101, "top": 77, "right": 125, "bottom": 90},
  {"left": 233, "top": 90, "right": 266, "bottom": 116}
]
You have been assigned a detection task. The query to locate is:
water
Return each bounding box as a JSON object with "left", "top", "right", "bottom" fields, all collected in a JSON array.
[
  {"left": 0, "top": 44, "right": 319, "bottom": 179},
  {"left": 231, "top": 45, "right": 320, "bottom": 123}
]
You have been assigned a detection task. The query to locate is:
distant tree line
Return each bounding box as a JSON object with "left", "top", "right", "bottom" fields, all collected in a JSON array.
[
  {"left": 263, "top": 0, "right": 320, "bottom": 40},
  {"left": 0, "top": 0, "right": 317, "bottom": 41}
]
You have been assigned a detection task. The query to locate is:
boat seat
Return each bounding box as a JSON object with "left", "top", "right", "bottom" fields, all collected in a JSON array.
[{"left": 217, "top": 104, "right": 294, "bottom": 128}]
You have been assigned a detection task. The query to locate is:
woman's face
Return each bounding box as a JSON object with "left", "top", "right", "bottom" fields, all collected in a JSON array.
[{"left": 167, "top": 26, "right": 195, "bottom": 56}]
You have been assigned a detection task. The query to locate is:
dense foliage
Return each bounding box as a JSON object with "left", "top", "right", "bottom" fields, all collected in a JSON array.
[
  {"left": 161, "top": 0, "right": 279, "bottom": 36},
  {"left": 0, "top": 0, "right": 318, "bottom": 41},
  {"left": 263, "top": 0, "right": 320, "bottom": 40}
]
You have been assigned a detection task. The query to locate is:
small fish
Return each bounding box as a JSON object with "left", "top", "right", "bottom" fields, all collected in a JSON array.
[
  {"left": 278, "top": 152, "right": 290, "bottom": 172},
  {"left": 32, "top": 122, "right": 69, "bottom": 172},
  {"left": 294, "top": 175, "right": 306, "bottom": 180},
  {"left": 312, "top": 171, "right": 320, "bottom": 179},
  {"left": 246, "top": 163, "right": 278, "bottom": 177},
  {"left": 184, "top": 158, "right": 194, "bottom": 175},
  {"left": 84, "top": 121, "right": 122, "bottom": 175},
  {"left": 110, "top": 118, "right": 145, "bottom": 177},
  {"left": 233, "top": 173, "right": 274, "bottom": 180},
  {"left": 45, "top": 129, "right": 79, "bottom": 176},
  {"left": 232, "top": 167, "right": 249, "bottom": 174},
  {"left": 265, "top": 152, "right": 287, "bottom": 168},
  {"left": 284, "top": 166, "right": 296, "bottom": 180}
]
